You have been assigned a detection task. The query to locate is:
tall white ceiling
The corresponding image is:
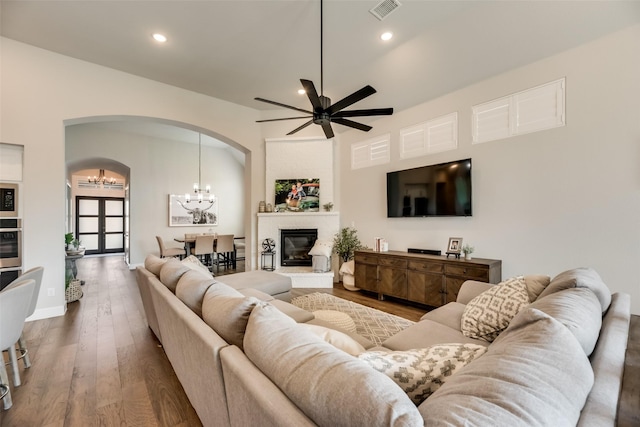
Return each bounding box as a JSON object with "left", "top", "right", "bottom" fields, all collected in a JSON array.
[{"left": 2, "top": 1, "right": 639, "bottom": 117}]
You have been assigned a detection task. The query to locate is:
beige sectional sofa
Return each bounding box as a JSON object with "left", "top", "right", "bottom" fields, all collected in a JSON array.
[{"left": 135, "top": 255, "right": 630, "bottom": 427}]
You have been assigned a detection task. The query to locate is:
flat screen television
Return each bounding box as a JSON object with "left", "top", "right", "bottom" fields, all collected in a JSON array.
[{"left": 387, "top": 158, "right": 472, "bottom": 217}]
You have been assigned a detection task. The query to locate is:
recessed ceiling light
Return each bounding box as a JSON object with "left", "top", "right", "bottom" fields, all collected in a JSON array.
[
  {"left": 380, "top": 32, "right": 393, "bottom": 41},
  {"left": 152, "top": 33, "right": 167, "bottom": 43},
  {"left": 298, "top": 89, "right": 306, "bottom": 95}
]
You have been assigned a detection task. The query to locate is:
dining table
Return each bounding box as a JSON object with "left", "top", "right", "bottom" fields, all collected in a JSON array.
[{"left": 174, "top": 234, "right": 242, "bottom": 269}]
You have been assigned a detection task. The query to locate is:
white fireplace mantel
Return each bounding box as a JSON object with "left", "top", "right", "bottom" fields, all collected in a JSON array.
[{"left": 257, "top": 212, "right": 340, "bottom": 287}]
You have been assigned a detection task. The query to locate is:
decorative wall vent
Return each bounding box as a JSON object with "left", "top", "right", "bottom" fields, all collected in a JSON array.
[{"left": 370, "top": 0, "right": 402, "bottom": 21}]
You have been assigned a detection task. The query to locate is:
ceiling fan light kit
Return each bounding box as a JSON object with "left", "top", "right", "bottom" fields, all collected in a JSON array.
[{"left": 255, "top": 0, "right": 393, "bottom": 139}]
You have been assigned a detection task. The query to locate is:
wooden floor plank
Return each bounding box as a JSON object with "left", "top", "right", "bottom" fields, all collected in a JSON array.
[{"left": 1, "top": 255, "right": 637, "bottom": 426}]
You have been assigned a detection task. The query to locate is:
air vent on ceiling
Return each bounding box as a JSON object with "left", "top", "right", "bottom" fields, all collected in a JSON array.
[{"left": 369, "top": 0, "right": 401, "bottom": 21}]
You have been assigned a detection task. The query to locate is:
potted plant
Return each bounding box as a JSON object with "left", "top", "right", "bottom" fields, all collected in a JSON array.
[
  {"left": 323, "top": 202, "right": 334, "bottom": 212},
  {"left": 65, "top": 232, "right": 74, "bottom": 250},
  {"left": 333, "top": 227, "right": 365, "bottom": 262},
  {"left": 462, "top": 244, "right": 475, "bottom": 260}
]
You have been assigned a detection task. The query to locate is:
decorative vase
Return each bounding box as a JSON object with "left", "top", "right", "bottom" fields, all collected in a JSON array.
[
  {"left": 258, "top": 201, "right": 266, "bottom": 213},
  {"left": 464, "top": 253, "right": 472, "bottom": 260}
]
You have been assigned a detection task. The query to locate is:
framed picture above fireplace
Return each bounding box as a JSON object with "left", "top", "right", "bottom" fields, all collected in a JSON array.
[{"left": 274, "top": 178, "right": 320, "bottom": 212}]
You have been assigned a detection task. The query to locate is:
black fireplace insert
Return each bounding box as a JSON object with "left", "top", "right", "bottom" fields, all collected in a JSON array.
[{"left": 280, "top": 228, "right": 318, "bottom": 267}]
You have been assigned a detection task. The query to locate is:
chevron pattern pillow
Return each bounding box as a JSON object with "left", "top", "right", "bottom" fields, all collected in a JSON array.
[
  {"left": 461, "top": 276, "right": 529, "bottom": 342},
  {"left": 358, "top": 344, "right": 487, "bottom": 405}
]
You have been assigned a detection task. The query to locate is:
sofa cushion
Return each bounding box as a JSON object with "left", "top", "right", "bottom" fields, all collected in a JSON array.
[
  {"left": 145, "top": 254, "right": 167, "bottom": 276},
  {"left": 202, "top": 282, "right": 257, "bottom": 349},
  {"left": 244, "top": 303, "right": 423, "bottom": 427},
  {"left": 420, "top": 302, "right": 466, "bottom": 331},
  {"left": 270, "top": 299, "right": 315, "bottom": 323},
  {"left": 382, "top": 319, "right": 489, "bottom": 351},
  {"left": 181, "top": 255, "right": 214, "bottom": 278},
  {"left": 218, "top": 270, "right": 291, "bottom": 296},
  {"left": 539, "top": 267, "right": 611, "bottom": 312},
  {"left": 524, "top": 274, "right": 550, "bottom": 302},
  {"left": 359, "top": 344, "right": 487, "bottom": 405},
  {"left": 175, "top": 270, "right": 216, "bottom": 318},
  {"left": 529, "top": 287, "right": 602, "bottom": 355},
  {"left": 420, "top": 308, "right": 594, "bottom": 426},
  {"left": 159, "top": 258, "right": 191, "bottom": 292},
  {"left": 300, "top": 323, "right": 367, "bottom": 356},
  {"left": 461, "top": 276, "right": 529, "bottom": 342}
]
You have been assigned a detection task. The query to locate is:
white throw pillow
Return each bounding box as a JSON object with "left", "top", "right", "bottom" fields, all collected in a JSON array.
[
  {"left": 461, "top": 276, "right": 529, "bottom": 342},
  {"left": 299, "top": 324, "right": 366, "bottom": 356},
  {"left": 308, "top": 240, "right": 333, "bottom": 258},
  {"left": 359, "top": 344, "right": 487, "bottom": 405}
]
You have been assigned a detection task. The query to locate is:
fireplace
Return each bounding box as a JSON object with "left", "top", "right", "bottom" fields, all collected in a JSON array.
[{"left": 280, "top": 229, "right": 318, "bottom": 267}]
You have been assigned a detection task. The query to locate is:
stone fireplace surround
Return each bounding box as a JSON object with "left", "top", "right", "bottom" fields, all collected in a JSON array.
[{"left": 257, "top": 212, "right": 339, "bottom": 288}]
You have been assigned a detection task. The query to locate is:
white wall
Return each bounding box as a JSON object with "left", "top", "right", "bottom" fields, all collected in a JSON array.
[
  {"left": 66, "top": 125, "right": 245, "bottom": 263},
  {"left": 0, "top": 38, "right": 263, "bottom": 319},
  {"left": 264, "top": 137, "right": 335, "bottom": 208},
  {"left": 338, "top": 24, "right": 640, "bottom": 314},
  {"left": 3, "top": 23, "right": 639, "bottom": 318}
]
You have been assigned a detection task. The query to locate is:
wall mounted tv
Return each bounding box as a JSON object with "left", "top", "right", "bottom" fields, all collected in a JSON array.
[{"left": 387, "top": 158, "right": 472, "bottom": 217}]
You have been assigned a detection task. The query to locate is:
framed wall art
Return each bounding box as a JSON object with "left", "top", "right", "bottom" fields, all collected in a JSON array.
[
  {"left": 169, "top": 194, "right": 218, "bottom": 226},
  {"left": 274, "top": 179, "right": 320, "bottom": 212}
]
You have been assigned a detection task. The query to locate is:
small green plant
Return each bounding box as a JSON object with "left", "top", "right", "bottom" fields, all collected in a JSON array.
[
  {"left": 65, "top": 232, "right": 74, "bottom": 247},
  {"left": 323, "top": 202, "right": 334, "bottom": 212},
  {"left": 462, "top": 244, "right": 474, "bottom": 255},
  {"left": 333, "top": 227, "right": 366, "bottom": 262}
]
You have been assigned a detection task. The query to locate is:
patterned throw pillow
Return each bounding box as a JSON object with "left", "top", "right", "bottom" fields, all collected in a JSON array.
[
  {"left": 358, "top": 344, "right": 487, "bottom": 405},
  {"left": 461, "top": 276, "right": 530, "bottom": 342}
]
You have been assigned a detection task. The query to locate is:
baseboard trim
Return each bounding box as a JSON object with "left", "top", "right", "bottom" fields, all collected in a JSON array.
[{"left": 27, "top": 304, "right": 66, "bottom": 321}]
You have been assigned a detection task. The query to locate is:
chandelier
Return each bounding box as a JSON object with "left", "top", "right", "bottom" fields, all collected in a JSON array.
[
  {"left": 88, "top": 169, "right": 116, "bottom": 185},
  {"left": 185, "top": 133, "right": 214, "bottom": 203}
]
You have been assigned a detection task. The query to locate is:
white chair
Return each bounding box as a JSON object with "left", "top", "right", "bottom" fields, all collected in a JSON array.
[
  {"left": 156, "top": 236, "right": 186, "bottom": 259},
  {"left": 2, "top": 267, "right": 43, "bottom": 386},
  {"left": 214, "top": 234, "right": 235, "bottom": 272},
  {"left": 191, "top": 234, "right": 216, "bottom": 268},
  {"left": 0, "top": 278, "right": 35, "bottom": 410}
]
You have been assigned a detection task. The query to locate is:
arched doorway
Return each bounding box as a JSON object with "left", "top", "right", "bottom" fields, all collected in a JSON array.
[
  {"left": 66, "top": 159, "right": 131, "bottom": 261},
  {"left": 64, "top": 116, "right": 250, "bottom": 268}
]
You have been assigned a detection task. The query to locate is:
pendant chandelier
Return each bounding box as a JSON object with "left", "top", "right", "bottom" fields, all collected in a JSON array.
[
  {"left": 185, "top": 133, "right": 214, "bottom": 203},
  {"left": 88, "top": 169, "right": 116, "bottom": 185}
]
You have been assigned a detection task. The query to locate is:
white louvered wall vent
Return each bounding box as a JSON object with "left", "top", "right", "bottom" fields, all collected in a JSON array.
[
  {"left": 472, "top": 78, "right": 565, "bottom": 144},
  {"left": 400, "top": 112, "right": 458, "bottom": 159},
  {"left": 77, "top": 181, "right": 125, "bottom": 191},
  {"left": 351, "top": 134, "right": 391, "bottom": 170},
  {"left": 370, "top": 0, "right": 402, "bottom": 21}
]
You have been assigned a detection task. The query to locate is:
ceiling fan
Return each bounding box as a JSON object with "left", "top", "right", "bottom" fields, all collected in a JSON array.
[{"left": 254, "top": 0, "right": 393, "bottom": 139}]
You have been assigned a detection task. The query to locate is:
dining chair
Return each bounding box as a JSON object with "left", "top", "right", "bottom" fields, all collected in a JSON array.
[
  {"left": 191, "top": 234, "right": 216, "bottom": 268},
  {"left": 156, "top": 236, "right": 186, "bottom": 259},
  {"left": 234, "top": 237, "right": 246, "bottom": 262},
  {"left": 2, "top": 267, "right": 43, "bottom": 386},
  {"left": 214, "top": 234, "right": 235, "bottom": 273},
  {"left": 0, "top": 278, "right": 35, "bottom": 410}
]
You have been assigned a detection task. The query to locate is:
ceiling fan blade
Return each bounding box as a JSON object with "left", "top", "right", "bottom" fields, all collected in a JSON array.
[
  {"left": 256, "top": 116, "right": 312, "bottom": 123},
  {"left": 321, "top": 122, "right": 335, "bottom": 139},
  {"left": 255, "top": 97, "right": 313, "bottom": 115},
  {"left": 286, "top": 120, "right": 314, "bottom": 135},
  {"left": 300, "top": 79, "right": 323, "bottom": 111},
  {"left": 332, "top": 118, "right": 372, "bottom": 132},
  {"left": 332, "top": 108, "right": 394, "bottom": 118},
  {"left": 326, "top": 85, "right": 376, "bottom": 115}
]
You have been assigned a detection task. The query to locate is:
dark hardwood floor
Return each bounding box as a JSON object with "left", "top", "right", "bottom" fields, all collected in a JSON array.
[{"left": 1, "top": 255, "right": 638, "bottom": 426}]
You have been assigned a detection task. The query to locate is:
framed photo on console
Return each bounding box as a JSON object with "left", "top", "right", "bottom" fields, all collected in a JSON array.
[{"left": 446, "top": 237, "right": 462, "bottom": 258}]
